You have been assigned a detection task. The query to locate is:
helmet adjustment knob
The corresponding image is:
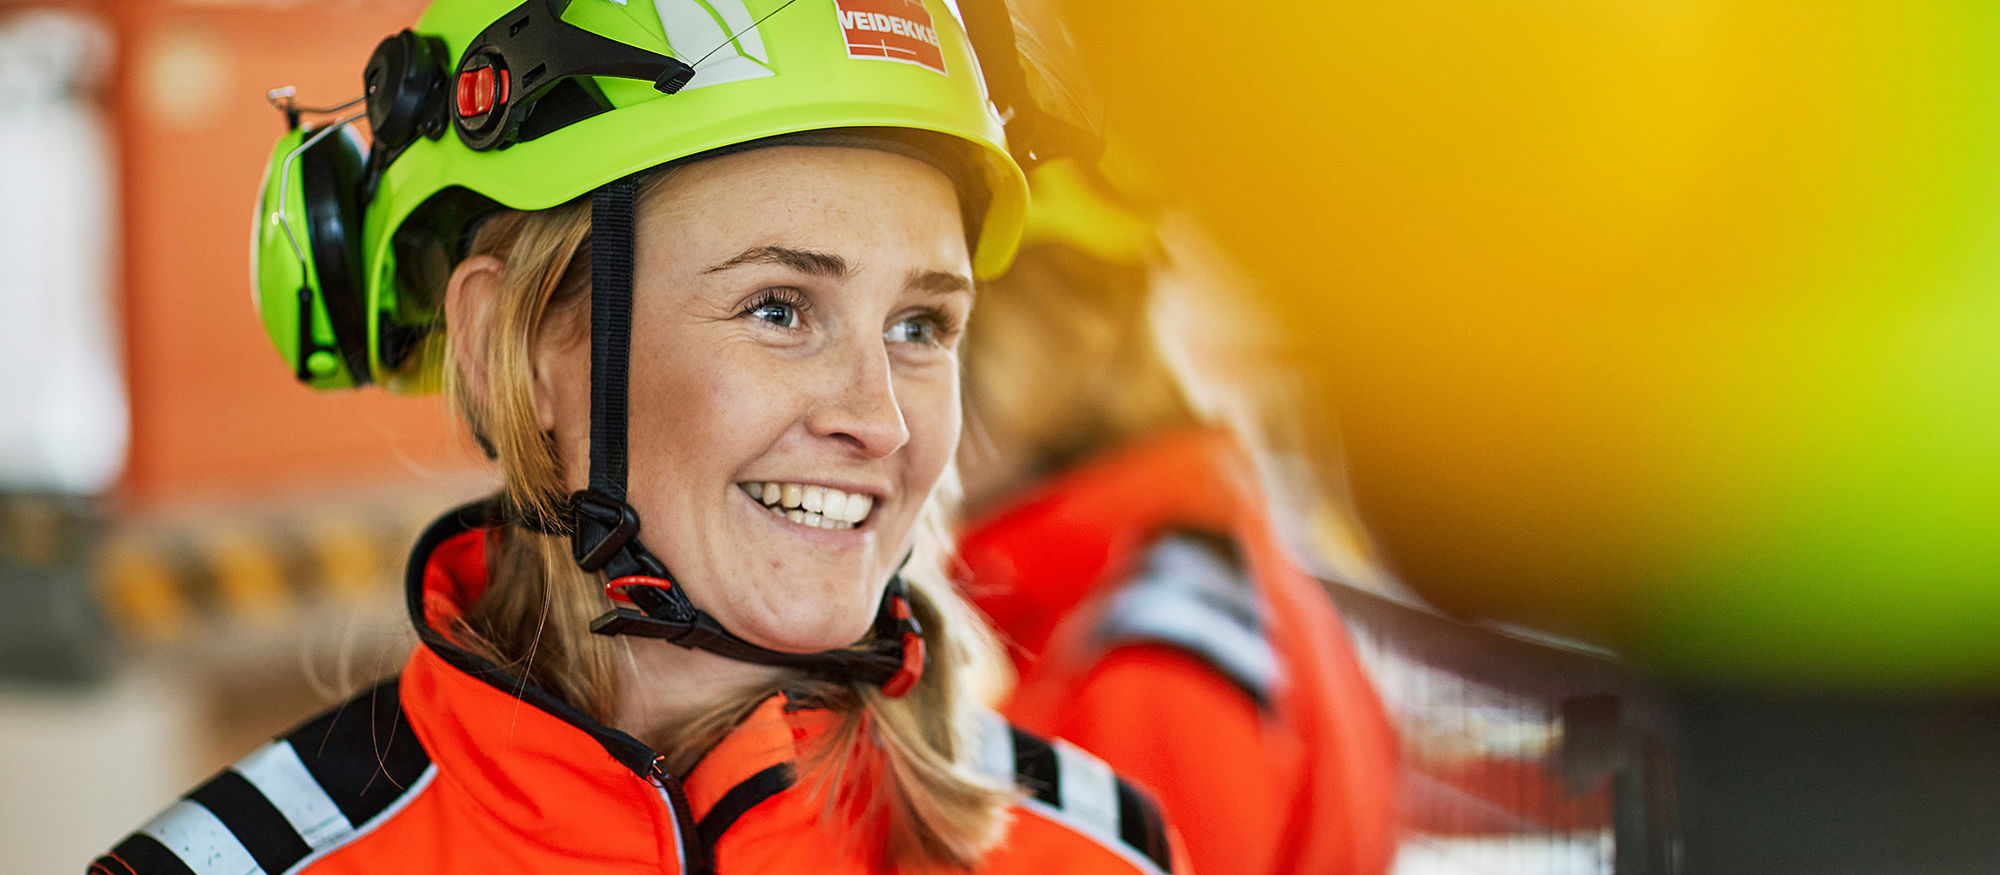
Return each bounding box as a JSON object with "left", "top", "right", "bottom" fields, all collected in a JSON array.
[{"left": 455, "top": 64, "right": 508, "bottom": 119}]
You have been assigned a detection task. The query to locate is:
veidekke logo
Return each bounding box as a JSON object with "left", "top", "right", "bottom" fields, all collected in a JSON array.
[{"left": 835, "top": 0, "right": 947, "bottom": 76}]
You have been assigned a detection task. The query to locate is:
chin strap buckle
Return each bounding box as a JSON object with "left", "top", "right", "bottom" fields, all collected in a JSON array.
[
  {"left": 588, "top": 570, "right": 929, "bottom": 697},
  {"left": 570, "top": 489, "right": 642, "bottom": 572},
  {"left": 590, "top": 574, "right": 701, "bottom": 641}
]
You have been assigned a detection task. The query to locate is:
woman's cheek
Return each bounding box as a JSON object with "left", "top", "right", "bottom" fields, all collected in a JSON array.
[{"left": 901, "top": 368, "right": 962, "bottom": 486}]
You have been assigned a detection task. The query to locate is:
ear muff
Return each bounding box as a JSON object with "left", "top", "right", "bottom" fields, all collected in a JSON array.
[
  {"left": 251, "top": 122, "right": 372, "bottom": 388},
  {"left": 363, "top": 30, "right": 449, "bottom": 175},
  {"left": 250, "top": 31, "right": 448, "bottom": 390}
]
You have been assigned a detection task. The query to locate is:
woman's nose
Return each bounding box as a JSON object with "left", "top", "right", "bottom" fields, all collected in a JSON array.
[{"left": 806, "top": 342, "right": 910, "bottom": 458}]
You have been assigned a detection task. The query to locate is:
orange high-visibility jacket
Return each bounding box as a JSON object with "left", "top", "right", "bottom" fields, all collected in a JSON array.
[
  {"left": 959, "top": 430, "right": 1401, "bottom": 875},
  {"left": 92, "top": 502, "right": 1190, "bottom": 875}
]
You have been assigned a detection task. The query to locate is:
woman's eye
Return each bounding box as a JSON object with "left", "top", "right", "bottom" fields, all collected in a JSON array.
[
  {"left": 886, "top": 316, "right": 938, "bottom": 345},
  {"left": 751, "top": 302, "right": 797, "bottom": 327},
  {"left": 743, "top": 291, "right": 805, "bottom": 329}
]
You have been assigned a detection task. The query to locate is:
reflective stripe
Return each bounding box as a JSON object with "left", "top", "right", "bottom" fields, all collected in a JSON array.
[
  {"left": 278, "top": 765, "right": 436, "bottom": 875},
  {"left": 974, "top": 710, "right": 1016, "bottom": 785},
  {"left": 1054, "top": 740, "right": 1121, "bottom": 839},
  {"left": 140, "top": 800, "right": 264, "bottom": 875},
  {"left": 1102, "top": 586, "right": 1280, "bottom": 692},
  {"left": 232, "top": 741, "right": 353, "bottom": 847},
  {"left": 1100, "top": 534, "right": 1282, "bottom": 703},
  {"left": 1016, "top": 795, "right": 1170, "bottom": 875}
]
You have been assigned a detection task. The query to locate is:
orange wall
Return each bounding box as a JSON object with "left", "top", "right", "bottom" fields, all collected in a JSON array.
[{"left": 108, "top": 0, "right": 477, "bottom": 507}]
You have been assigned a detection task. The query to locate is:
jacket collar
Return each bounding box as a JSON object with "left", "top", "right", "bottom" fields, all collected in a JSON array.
[
  {"left": 402, "top": 500, "right": 660, "bottom": 775},
  {"left": 400, "top": 500, "right": 828, "bottom": 864},
  {"left": 956, "top": 428, "right": 1258, "bottom": 660}
]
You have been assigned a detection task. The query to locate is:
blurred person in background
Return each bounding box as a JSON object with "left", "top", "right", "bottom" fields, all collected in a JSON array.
[
  {"left": 91, "top": 1, "right": 1187, "bottom": 873},
  {"left": 954, "top": 155, "right": 1402, "bottom": 875}
]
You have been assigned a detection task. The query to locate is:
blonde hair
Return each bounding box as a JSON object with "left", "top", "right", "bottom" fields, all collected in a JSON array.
[
  {"left": 438, "top": 170, "right": 1014, "bottom": 869},
  {"left": 962, "top": 243, "right": 1200, "bottom": 483},
  {"left": 968, "top": 227, "right": 1394, "bottom": 592}
]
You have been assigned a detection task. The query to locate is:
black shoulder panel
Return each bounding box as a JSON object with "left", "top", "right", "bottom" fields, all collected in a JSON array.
[
  {"left": 88, "top": 678, "right": 433, "bottom": 875},
  {"left": 975, "top": 715, "right": 1174, "bottom": 874},
  {"left": 1097, "top": 532, "right": 1281, "bottom": 707}
]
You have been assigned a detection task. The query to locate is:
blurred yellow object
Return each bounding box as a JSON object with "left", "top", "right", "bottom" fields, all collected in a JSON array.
[
  {"left": 98, "top": 538, "right": 192, "bottom": 645},
  {"left": 207, "top": 529, "right": 291, "bottom": 628},
  {"left": 1060, "top": 0, "right": 2000, "bottom": 686},
  {"left": 1019, "top": 155, "right": 1159, "bottom": 265},
  {"left": 310, "top": 517, "right": 390, "bottom": 604}
]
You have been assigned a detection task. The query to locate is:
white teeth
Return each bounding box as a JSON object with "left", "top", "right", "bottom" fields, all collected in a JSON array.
[
  {"left": 741, "top": 480, "right": 875, "bottom": 528},
  {"left": 841, "top": 492, "right": 873, "bottom": 523}
]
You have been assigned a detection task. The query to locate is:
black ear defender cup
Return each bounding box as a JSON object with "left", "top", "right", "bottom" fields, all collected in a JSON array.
[
  {"left": 360, "top": 30, "right": 450, "bottom": 203},
  {"left": 296, "top": 126, "right": 376, "bottom": 387}
]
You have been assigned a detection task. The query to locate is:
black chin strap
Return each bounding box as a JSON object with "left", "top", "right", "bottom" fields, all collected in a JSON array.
[{"left": 566, "top": 175, "right": 925, "bottom": 696}]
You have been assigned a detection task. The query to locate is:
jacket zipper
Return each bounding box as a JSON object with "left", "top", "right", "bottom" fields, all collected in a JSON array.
[{"left": 649, "top": 755, "right": 715, "bottom": 875}]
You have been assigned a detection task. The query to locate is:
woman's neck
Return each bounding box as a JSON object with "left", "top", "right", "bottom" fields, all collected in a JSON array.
[{"left": 605, "top": 635, "right": 788, "bottom": 756}]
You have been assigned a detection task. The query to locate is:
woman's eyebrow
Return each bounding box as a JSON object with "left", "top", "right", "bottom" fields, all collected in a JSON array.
[
  {"left": 703, "top": 245, "right": 849, "bottom": 278},
  {"left": 906, "top": 268, "right": 974, "bottom": 298}
]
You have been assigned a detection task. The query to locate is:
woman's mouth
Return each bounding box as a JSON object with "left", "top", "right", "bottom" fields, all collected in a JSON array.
[{"left": 737, "top": 481, "right": 876, "bottom": 530}]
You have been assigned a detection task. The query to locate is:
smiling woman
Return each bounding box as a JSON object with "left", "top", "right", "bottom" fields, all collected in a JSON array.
[
  {"left": 439, "top": 139, "right": 1005, "bottom": 863},
  {"left": 91, "top": 1, "right": 1187, "bottom": 874}
]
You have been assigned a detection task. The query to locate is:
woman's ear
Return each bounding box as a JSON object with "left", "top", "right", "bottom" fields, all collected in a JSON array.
[
  {"left": 529, "top": 328, "right": 563, "bottom": 433},
  {"left": 444, "top": 254, "right": 507, "bottom": 408}
]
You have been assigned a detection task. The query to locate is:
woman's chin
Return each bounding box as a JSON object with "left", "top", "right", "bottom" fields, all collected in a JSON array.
[{"left": 723, "top": 602, "right": 877, "bottom": 655}]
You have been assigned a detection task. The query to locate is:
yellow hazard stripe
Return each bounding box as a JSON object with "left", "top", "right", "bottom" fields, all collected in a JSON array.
[
  {"left": 97, "top": 537, "right": 194, "bottom": 644},
  {"left": 94, "top": 506, "right": 428, "bottom": 644},
  {"left": 207, "top": 528, "right": 292, "bottom": 628}
]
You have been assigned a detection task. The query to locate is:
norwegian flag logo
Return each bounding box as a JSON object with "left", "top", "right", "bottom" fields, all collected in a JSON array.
[{"left": 835, "top": 0, "right": 948, "bottom": 76}]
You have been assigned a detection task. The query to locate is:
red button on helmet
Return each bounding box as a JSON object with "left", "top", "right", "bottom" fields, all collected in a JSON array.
[{"left": 455, "top": 66, "right": 506, "bottom": 118}]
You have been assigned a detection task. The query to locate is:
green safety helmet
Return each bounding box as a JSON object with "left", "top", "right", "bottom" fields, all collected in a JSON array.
[{"left": 252, "top": 0, "right": 1028, "bottom": 391}]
